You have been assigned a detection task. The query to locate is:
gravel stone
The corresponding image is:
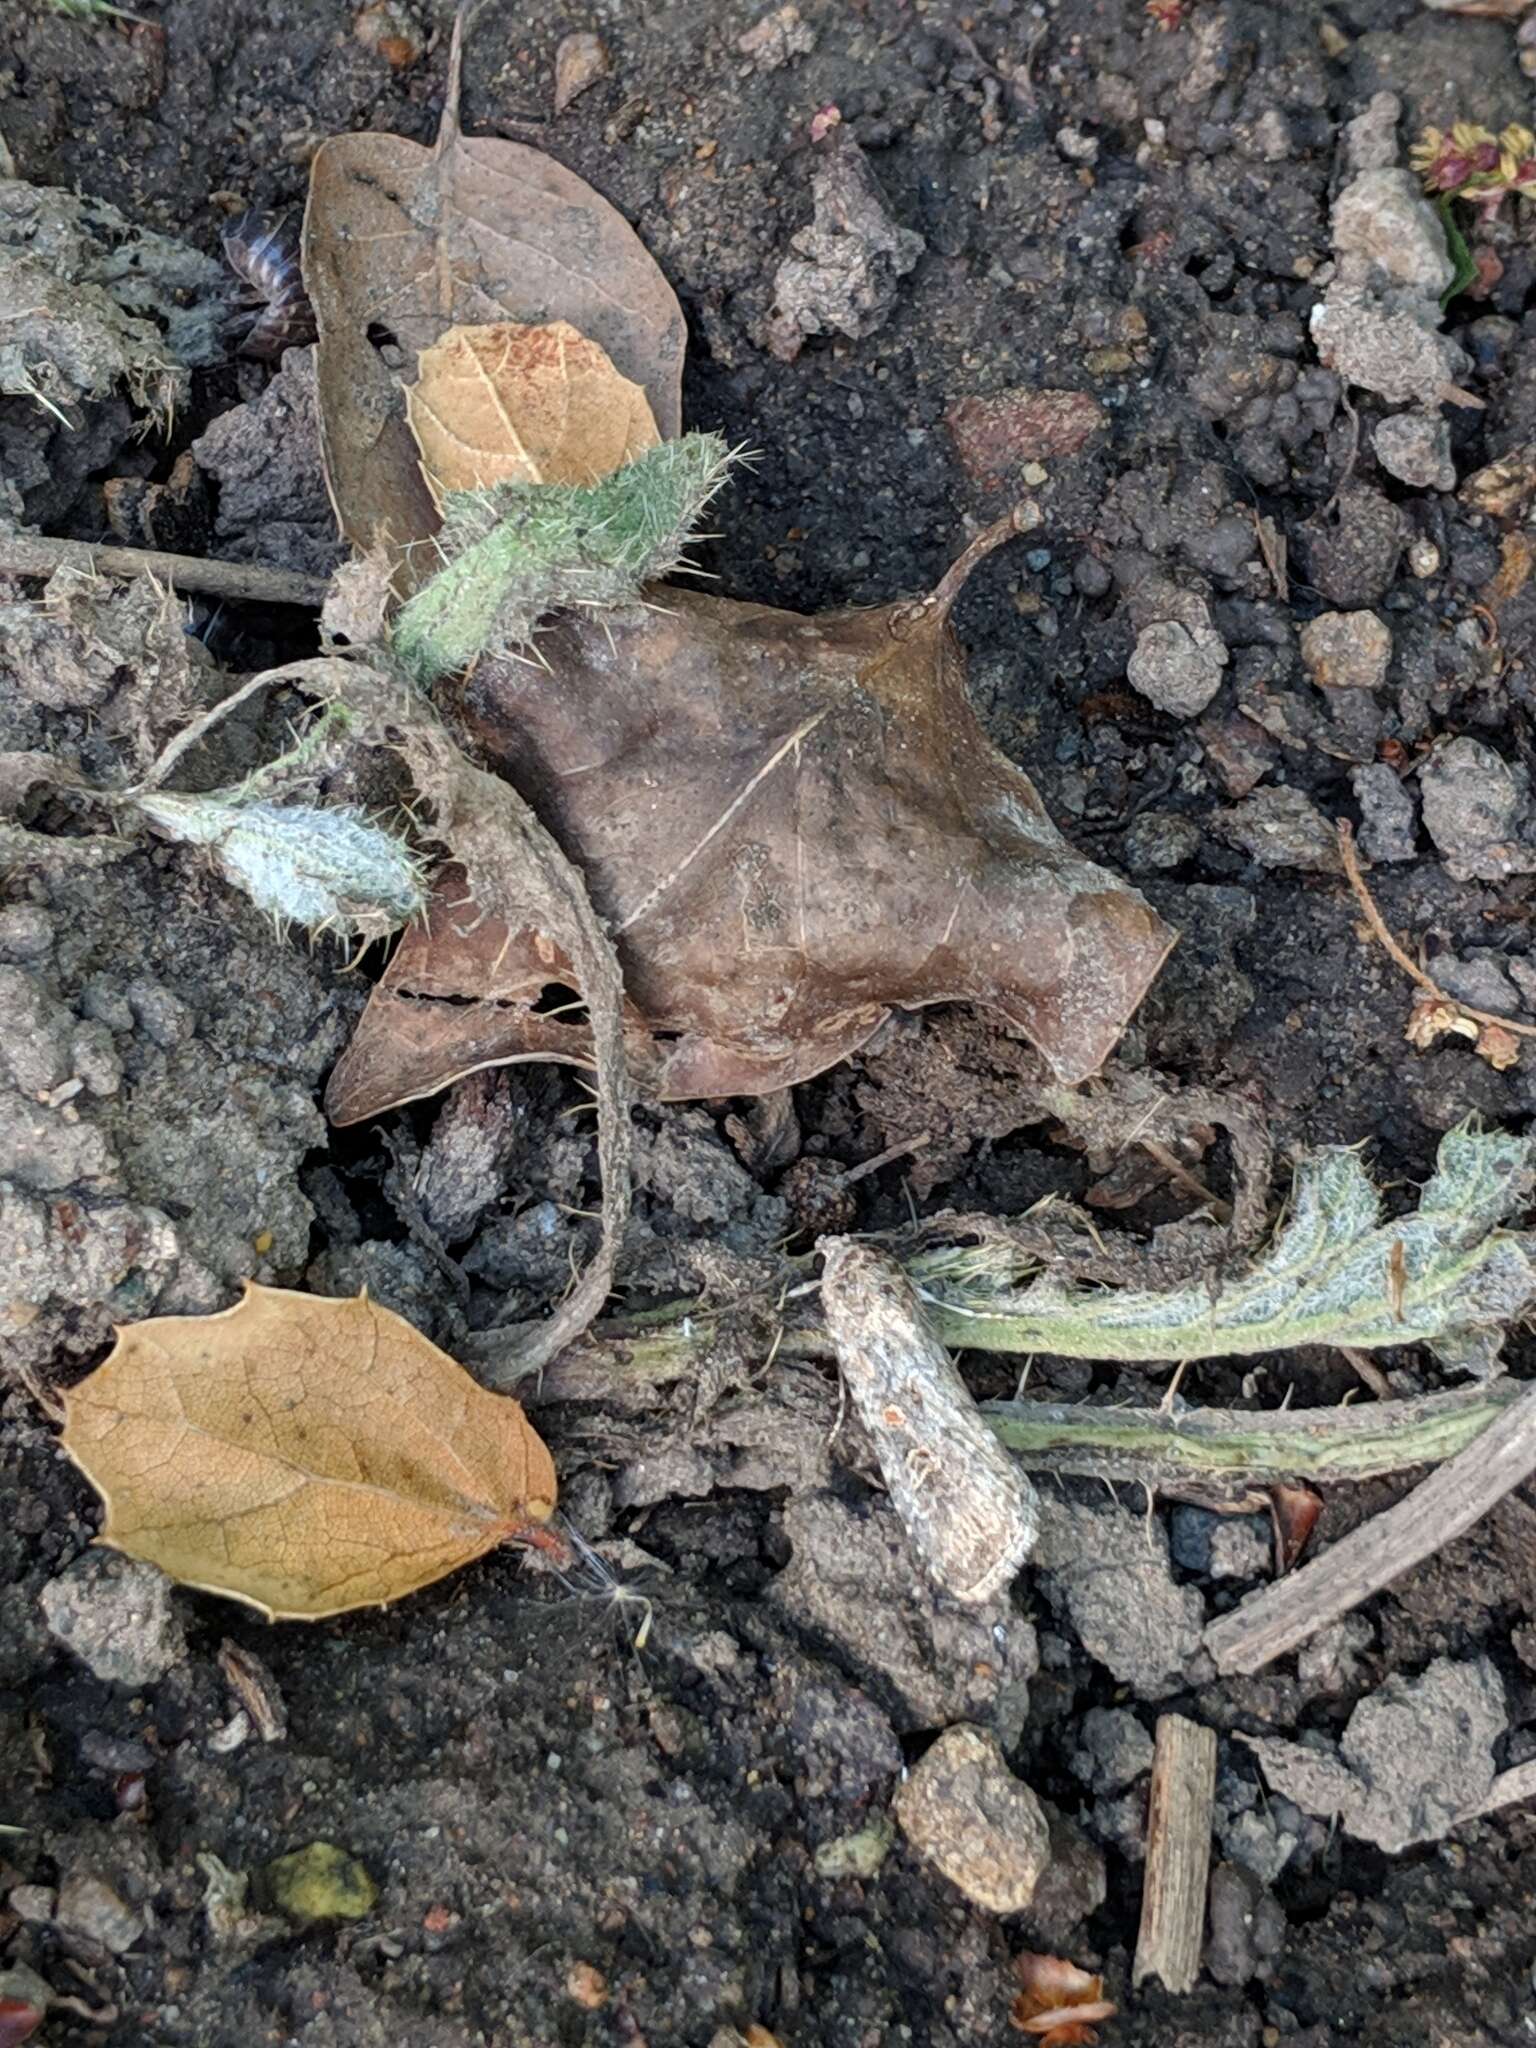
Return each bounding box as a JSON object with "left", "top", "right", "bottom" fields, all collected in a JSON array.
[
  {"left": 1071, "top": 1706, "right": 1154, "bottom": 1793},
  {"left": 1300, "top": 484, "right": 1408, "bottom": 608},
  {"left": 1217, "top": 786, "right": 1340, "bottom": 872},
  {"left": 1032, "top": 1500, "right": 1204, "bottom": 1696},
  {"left": 1372, "top": 412, "right": 1455, "bottom": 490},
  {"left": 1243, "top": 1654, "right": 1507, "bottom": 1853},
  {"left": 1419, "top": 736, "right": 1535, "bottom": 883},
  {"left": 947, "top": 387, "right": 1106, "bottom": 489},
  {"left": 763, "top": 138, "right": 923, "bottom": 361},
  {"left": 1208, "top": 1517, "right": 1272, "bottom": 1581},
  {"left": 1127, "top": 616, "right": 1229, "bottom": 717},
  {"left": 893, "top": 1724, "right": 1051, "bottom": 1913},
  {"left": 1350, "top": 762, "right": 1418, "bottom": 863},
  {"left": 1299, "top": 609, "right": 1391, "bottom": 692},
  {"left": 1124, "top": 811, "right": 1201, "bottom": 872},
  {"left": 40, "top": 1550, "right": 187, "bottom": 1687},
  {"left": 54, "top": 1870, "right": 146, "bottom": 1953},
  {"left": 1205, "top": 1862, "right": 1287, "bottom": 1986}
]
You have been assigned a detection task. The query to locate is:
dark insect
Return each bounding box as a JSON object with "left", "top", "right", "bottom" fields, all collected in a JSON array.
[{"left": 221, "top": 209, "right": 317, "bottom": 361}]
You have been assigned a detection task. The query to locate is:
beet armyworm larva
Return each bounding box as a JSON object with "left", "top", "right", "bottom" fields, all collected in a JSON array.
[{"left": 820, "top": 1238, "right": 1039, "bottom": 1604}]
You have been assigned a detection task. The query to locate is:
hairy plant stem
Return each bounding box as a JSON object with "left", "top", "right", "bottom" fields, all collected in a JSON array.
[{"left": 535, "top": 1308, "right": 1525, "bottom": 1488}]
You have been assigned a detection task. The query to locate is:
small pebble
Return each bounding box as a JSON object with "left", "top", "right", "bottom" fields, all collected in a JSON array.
[
  {"left": 1350, "top": 763, "right": 1417, "bottom": 864},
  {"left": 1372, "top": 412, "right": 1455, "bottom": 492},
  {"left": 40, "top": 1552, "right": 186, "bottom": 1688},
  {"left": 1127, "top": 617, "right": 1229, "bottom": 718},
  {"left": 54, "top": 1871, "right": 145, "bottom": 1954},
  {"left": 554, "top": 31, "right": 611, "bottom": 115},
  {"left": 1299, "top": 609, "right": 1391, "bottom": 693},
  {"left": 893, "top": 1724, "right": 1050, "bottom": 1912}
]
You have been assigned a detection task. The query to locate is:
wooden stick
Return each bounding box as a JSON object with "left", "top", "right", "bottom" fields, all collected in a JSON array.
[
  {"left": 1204, "top": 1379, "right": 1536, "bottom": 1676},
  {"left": 1133, "top": 1714, "right": 1216, "bottom": 1995},
  {"left": 0, "top": 534, "right": 329, "bottom": 609}
]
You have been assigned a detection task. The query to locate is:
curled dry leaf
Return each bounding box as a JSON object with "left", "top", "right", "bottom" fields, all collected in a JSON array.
[
  {"left": 60, "top": 1283, "right": 558, "bottom": 1620},
  {"left": 404, "top": 320, "right": 659, "bottom": 505},
  {"left": 326, "top": 513, "right": 1174, "bottom": 1123},
  {"left": 1010, "top": 1952, "right": 1117, "bottom": 2045},
  {"left": 305, "top": 13, "right": 685, "bottom": 584}
]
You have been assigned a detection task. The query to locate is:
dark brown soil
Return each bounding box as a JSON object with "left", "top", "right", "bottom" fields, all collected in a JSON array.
[{"left": 4, "top": 1, "right": 1536, "bottom": 2044}]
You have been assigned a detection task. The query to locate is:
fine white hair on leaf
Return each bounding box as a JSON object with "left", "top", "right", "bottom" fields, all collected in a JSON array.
[{"left": 136, "top": 790, "right": 429, "bottom": 943}]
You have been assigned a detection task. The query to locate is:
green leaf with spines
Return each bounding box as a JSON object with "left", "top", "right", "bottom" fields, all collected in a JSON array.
[
  {"left": 391, "top": 433, "right": 735, "bottom": 686},
  {"left": 910, "top": 1124, "right": 1536, "bottom": 1375}
]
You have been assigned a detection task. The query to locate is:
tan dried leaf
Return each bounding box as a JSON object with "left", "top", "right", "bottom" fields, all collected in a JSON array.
[
  {"left": 60, "top": 1284, "right": 557, "bottom": 1620},
  {"left": 326, "top": 515, "right": 1174, "bottom": 1123},
  {"left": 405, "top": 321, "right": 659, "bottom": 506},
  {"left": 305, "top": 15, "right": 684, "bottom": 586}
]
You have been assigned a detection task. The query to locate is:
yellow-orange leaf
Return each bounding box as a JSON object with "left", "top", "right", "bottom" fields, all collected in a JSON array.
[
  {"left": 60, "top": 1284, "right": 557, "bottom": 1621},
  {"left": 404, "top": 319, "right": 659, "bottom": 505}
]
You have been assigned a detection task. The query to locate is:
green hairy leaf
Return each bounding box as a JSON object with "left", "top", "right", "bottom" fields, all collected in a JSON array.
[
  {"left": 392, "top": 432, "right": 734, "bottom": 686},
  {"left": 914, "top": 1125, "right": 1536, "bottom": 1377},
  {"left": 137, "top": 791, "right": 429, "bottom": 942}
]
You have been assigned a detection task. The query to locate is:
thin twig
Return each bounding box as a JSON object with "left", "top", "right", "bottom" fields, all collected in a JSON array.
[
  {"left": 1337, "top": 818, "right": 1536, "bottom": 1041},
  {"left": 1203, "top": 1378, "right": 1536, "bottom": 1675},
  {"left": 0, "top": 534, "right": 329, "bottom": 608}
]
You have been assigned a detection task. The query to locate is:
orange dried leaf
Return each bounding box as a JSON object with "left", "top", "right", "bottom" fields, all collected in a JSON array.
[
  {"left": 404, "top": 320, "right": 659, "bottom": 506},
  {"left": 1011, "top": 1953, "right": 1117, "bottom": 2045},
  {"left": 60, "top": 1284, "right": 557, "bottom": 1621}
]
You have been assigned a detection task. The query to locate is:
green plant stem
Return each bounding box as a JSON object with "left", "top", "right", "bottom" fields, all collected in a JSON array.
[
  {"left": 532, "top": 1308, "right": 1523, "bottom": 1488},
  {"left": 980, "top": 1382, "right": 1523, "bottom": 1485}
]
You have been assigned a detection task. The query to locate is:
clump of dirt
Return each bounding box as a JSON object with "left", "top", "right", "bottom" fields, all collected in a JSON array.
[{"left": 4, "top": 2, "right": 1536, "bottom": 2045}]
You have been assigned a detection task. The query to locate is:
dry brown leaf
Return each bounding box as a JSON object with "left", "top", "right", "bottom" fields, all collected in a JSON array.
[
  {"left": 60, "top": 1283, "right": 558, "bottom": 1620},
  {"left": 1010, "top": 1952, "right": 1117, "bottom": 2044},
  {"left": 305, "top": 13, "right": 684, "bottom": 584},
  {"left": 326, "top": 514, "right": 1174, "bottom": 1124},
  {"left": 404, "top": 320, "right": 659, "bottom": 505}
]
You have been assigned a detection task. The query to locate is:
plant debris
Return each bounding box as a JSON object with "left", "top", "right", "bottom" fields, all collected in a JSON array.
[
  {"left": 914, "top": 1123, "right": 1536, "bottom": 1373},
  {"left": 59, "top": 1282, "right": 559, "bottom": 1619},
  {"left": 304, "top": 13, "right": 685, "bottom": 586},
  {"left": 330, "top": 509, "right": 1173, "bottom": 1117},
  {"left": 404, "top": 320, "right": 660, "bottom": 502},
  {"left": 1010, "top": 1953, "right": 1116, "bottom": 2045}
]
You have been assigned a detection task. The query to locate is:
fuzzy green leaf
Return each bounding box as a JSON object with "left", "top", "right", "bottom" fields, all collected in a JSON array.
[
  {"left": 392, "top": 432, "right": 734, "bottom": 686},
  {"left": 914, "top": 1125, "right": 1536, "bottom": 1376},
  {"left": 137, "top": 792, "right": 428, "bottom": 942}
]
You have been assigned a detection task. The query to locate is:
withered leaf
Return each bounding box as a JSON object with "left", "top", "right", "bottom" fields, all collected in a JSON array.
[
  {"left": 328, "top": 515, "right": 1174, "bottom": 1124},
  {"left": 404, "top": 320, "right": 659, "bottom": 505},
  {"left": 60, "top": 1283, "right": 557, "bottom": 1620},
  {"left": 305, "top": 14, "right": 684, "bottom": 582},
  {"left": 1010, "top": 1953, "right": 1117, "bottom": 2045}
]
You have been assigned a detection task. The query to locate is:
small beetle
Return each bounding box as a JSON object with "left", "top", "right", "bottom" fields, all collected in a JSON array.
[{"left": 221, "top": 208, "right": 316, "bottom": 361}]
